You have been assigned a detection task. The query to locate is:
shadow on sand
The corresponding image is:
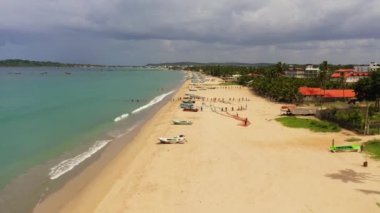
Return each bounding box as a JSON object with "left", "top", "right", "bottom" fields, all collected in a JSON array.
[
  {"left": 356, "top": 189, "right": 380, "bottom": 195},
  {"left": 325, "top": 169, "right": 372, "bottom": 183}
]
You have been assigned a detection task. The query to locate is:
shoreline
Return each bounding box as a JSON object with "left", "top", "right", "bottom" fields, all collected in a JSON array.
[
  {"left": 35, "top": 76, "right": 380, "bottom": 213},
  {"left": 33, "top": 79, "right": 190, "bottom": 212}
]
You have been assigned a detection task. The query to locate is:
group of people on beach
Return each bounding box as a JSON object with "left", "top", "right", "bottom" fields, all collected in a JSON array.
[
  {"left": 220, "top": 105, "right": 247, "bottom": 112},
  {"left": 188, "top": 85, "right": 243, "bottom": 89},
  {"left": 209, "top": 97, "right": 250, "bottom": 102},
  {"left": 214, "top": 86, "right": 243, "bottom": 89},
  {"left": 172, "top": 96, "right": 250, "bottom": 103}
]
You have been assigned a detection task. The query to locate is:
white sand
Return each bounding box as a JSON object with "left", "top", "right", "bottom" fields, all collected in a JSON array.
[{"left": 35, "top": 78, "right": 380, "bottom": 213}]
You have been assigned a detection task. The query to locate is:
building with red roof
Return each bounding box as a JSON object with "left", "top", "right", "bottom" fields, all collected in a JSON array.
[
  {"left": 298, "top": 87, "right": 322, "bottom": 96},
  {"left": 299, "top": 87, "right": 356, "bottom": 101},
  {"left": 323, "top": 89, "right": 356, "bottom": 98},
  {"left": 330, "top": 68, "right": 369, "bottom": 83}
]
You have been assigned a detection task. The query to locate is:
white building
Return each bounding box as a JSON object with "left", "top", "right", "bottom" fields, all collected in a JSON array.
[
  {"left": 354, "top": 65, "right": 369, "bottom": 72},
  {"left": 285, "top": 65, "right": 305, "bottom": 78},
  {"left": 304, "top": 65, "right": 320, "bottom": 78},
  {"left": 369, "top": 62, "right": 379, "bottom": 71}
]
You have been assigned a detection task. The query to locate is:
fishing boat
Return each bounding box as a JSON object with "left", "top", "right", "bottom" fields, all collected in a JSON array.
[
  {"left": 172, "top": 120, "right": 193, "bottom": 125},
  {"left": 180, "top": 103, "right": 194, "bottom": 108},
  {"left": 330, "top": 144, "right": 361, "bottom": 152},
  {"left": 182, "top": 100, "right": 195, "bottom": 104},
  {"left": 159, "top": 135, "right": 186, "bottom": 144}
]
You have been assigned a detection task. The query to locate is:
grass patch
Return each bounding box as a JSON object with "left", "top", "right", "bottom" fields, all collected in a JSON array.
[
  {"left": 275, "top": 117, "right": 341, "bottom": 132},
  {"left": 363, "top": 139, "right": 380, "bottom": 159},
  {"left": 345, "top": 137, "right": 362, "bottom": 142}
]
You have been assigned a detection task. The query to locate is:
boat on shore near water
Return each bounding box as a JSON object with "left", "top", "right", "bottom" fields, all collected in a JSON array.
[
  {"left": 159, "top": 135, "right": 186, "bottom": 144},
  {"left": 180, "top": 103, "right": 194, "bottom": 108}
]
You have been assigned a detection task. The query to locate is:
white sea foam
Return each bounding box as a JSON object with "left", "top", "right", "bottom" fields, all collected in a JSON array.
[
  {"left": 49, "top": 140, "right": 112, "bottom": 180},
  {"left": 132, "top": 90, "right": 175, "bottom": 114},
  {"left": 113, "top": 113, "right": 129, "bottom": 122}
]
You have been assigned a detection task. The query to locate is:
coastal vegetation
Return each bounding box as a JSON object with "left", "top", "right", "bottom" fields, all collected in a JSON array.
[
  {"left": 354, "top": 70, "right": 380, "bottom": 101},
  {"left": 317, "top": 105, "right": 380, "bottom": 134},
  {"left": 0, "top": 59, "right": 69, "bottom": 67},
  {"left": 0, "top": 59, "right": 105, "bottom": 67},
  {"left": 275, "top": 117, "right": 341, "bottom": 132},
  {"left": 363, "top": 139, "right": 380, "bottom": 159}
]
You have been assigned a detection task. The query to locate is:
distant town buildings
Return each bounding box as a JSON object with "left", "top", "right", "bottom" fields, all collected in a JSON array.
[
  {"left": 285, "top": 62, "right": 378, "bottom": 81},
  {"left": 330, "top": 68, "right": 370, "bottom": 83},
  {"left": 354, "top": 62, "right": 380, "bottom": 72},
  {"left": 369, "top": 62, "right": 380, "bottom": 71},
  {"left": 304, "top": 65, "right": 320, "bottom": 78},
  {"left": 285, "top": 64, "right": 320, "bottom": 78},
  {"left": 354, "top": 65, "right": 369, "bottom": 72}
]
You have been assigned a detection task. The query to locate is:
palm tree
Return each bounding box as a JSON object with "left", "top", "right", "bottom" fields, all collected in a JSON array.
[{"left": 340, "top": 71, "right": 346, "bottom": 100}]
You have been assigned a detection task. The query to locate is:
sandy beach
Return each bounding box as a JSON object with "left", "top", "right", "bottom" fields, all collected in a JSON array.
[{"left": 35, "top": 77, "right": 380, "bottom": 213}]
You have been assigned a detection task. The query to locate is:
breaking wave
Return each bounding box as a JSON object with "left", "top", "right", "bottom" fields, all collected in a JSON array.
[
  {"left": 49, "top": 140, "right": 111, "bottom": 180},
  {"left": 132, "top": 90, "right": 175, "bottom": 114},
  {"left": 113, "top": 113, "right": 129, "bottom": 122}
]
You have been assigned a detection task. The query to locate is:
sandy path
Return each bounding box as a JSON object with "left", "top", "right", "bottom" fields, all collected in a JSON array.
[{"left": 36, "top": 78, "right": 380, "bottom": 213}]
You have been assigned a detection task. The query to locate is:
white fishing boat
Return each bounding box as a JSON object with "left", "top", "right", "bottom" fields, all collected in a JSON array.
[{"left": 159, "top": 135, "right": 186, "bottom": 144}]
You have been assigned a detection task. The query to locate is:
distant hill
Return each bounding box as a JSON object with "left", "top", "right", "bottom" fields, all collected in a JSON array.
[
  {"left": 146, "top": 62, "right": 273, "bottom": 67},
  {"left": 0, "top": 59, "right": 106, "bottom": 67}
]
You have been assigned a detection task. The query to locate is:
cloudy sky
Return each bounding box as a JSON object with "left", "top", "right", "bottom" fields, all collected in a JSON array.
[{"left": 0, "top": 0, "right": 379, "bottom": 65}]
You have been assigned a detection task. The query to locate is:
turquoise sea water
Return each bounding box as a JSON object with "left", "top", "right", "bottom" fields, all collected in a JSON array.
[{"left": 0, "top": 67, "right": 184, "bottom": 193}]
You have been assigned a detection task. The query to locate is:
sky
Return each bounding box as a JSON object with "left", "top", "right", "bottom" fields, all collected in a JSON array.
[{"left": 0, "top": 0, "right": 379, "bottom": 65}]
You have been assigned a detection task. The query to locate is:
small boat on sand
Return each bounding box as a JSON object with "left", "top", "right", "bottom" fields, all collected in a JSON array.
[
  {"left": 183, "top": 108, "right": 198, "bottom": 112},
  {"left": 172, "top": 120, "right": 192, "bottom": 125},
  {"left": 180, "top": 103, "right": 194, "bottom": 108},
  {"left": 330, "top": 144, "right": 361, "bottom": 152},
  {"left": 182, "top": 100, "right": 195, "bottom": 104},
  {"left": 159, "top": 135, "right": 186, "bottom": 144}
]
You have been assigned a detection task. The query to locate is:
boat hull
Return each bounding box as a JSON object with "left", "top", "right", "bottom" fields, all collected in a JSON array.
[{"left": 330, "top": 145, "right": 361, "bottom": 152}]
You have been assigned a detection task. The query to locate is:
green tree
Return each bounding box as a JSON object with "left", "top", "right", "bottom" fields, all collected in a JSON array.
[{"left": 354, "top": 70, "right": 380, "bottom": 100}]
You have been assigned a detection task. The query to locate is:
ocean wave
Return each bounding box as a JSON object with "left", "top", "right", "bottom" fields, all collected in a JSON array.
[
  {"left": 49, "top": 140, "right": 112, "bottom": 180},
  {"left": 113, "top": 113, "right": 129, "bottom": 122},
  {"left": 132, "top": 90, "right": 175, "bottom": 114}
]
